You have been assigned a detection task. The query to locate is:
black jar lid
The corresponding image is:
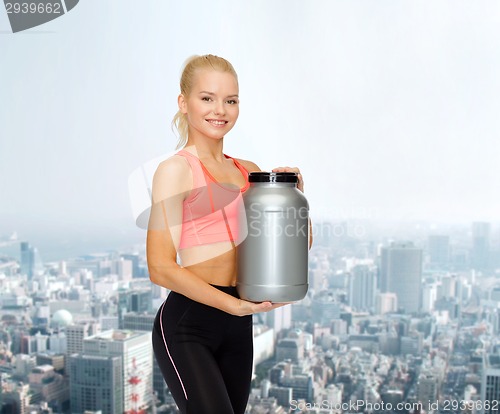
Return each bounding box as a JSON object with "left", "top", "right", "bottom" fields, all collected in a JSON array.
[{"left": 248, "top": 172, "right": 298, "bottom": 183}]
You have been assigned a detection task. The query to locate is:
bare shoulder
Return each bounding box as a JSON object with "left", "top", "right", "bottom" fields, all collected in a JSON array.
[
  {"left": 235, "top": 158, "right": 261, "bottom": 173},
  {"left": 151, "top": 154, "right": 192, "bottom": 202},
  {"left": 156, "top": 154, "right": 190, "bottom": 176}
]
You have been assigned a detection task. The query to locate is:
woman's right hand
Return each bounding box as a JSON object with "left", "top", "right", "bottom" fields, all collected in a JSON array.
[{"left": 234, "top": 299, "right": 290, "bottom": 316}]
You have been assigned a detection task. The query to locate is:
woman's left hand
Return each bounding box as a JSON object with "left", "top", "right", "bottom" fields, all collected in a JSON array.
[{"left": 272, "top": 166, "right": 304, "bottom": 192}]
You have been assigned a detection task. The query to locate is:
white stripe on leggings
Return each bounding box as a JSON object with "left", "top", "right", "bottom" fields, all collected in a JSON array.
[{"left": 159, "top": 301, "right": 188, "bottom": 401}]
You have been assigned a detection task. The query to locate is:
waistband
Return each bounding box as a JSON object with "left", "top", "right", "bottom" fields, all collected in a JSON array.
[{"left": 210, "top": 284, "right": 239, "bottom": 298}]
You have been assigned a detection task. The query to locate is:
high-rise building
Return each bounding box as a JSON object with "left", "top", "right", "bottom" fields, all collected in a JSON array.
[
  {"left": 481, "top": 354, "right": 500, "bottom": 414},
  {"left": 348, "top": 265, "right": 376, "bottom": 311},
  {"left": 20, "top": 334, "right": 37, "bottom": 355},
  {"left": 121, "top": 253, "right": 140, "bottom": 278},
  {"left": 472, "top": 222, "right": 491, "bottom": 271},
  {"left": 117, "top": 289, "right": 152, "bottom": 328},
  {"left": 380, "top": 242, "right": 423, "bottom": 314},
  {"left": 82, "top": 330, "right": 153, "bottom": 413},
  {"left": 421, "top": 283, "right": 438, "bottom": 313},
  {"left": 69, "top": 354, "right": 123, "bottom": 414},
  {"left": 428, "top": 235, "right": 450, "bottom": 268},
  {"left": 122, "top": 312, "right": 167, "bottom": 403},
  {"left": 112, "top": 258, "right": 133, "bottom": 281},
  {"left": 417, "top": 373, "right": 438, "bottom": 409},
  {"left": 253, "top": 324, "right": 275, "bottom": 366},
  {"left": 20, "top": 241, "right": 35, "bottom": 280},
  {"left": 49, "top": 331, "right": 67, "bottom": 354},
  {"left": 438, "top": 274, "right": 457, "bottom": 299},
  {"left": 263, "top": 306, "right": 292, "bottom": 334},
  {"left": 375, "top": 292, "right": 398, "bottom": 315},
  {"left": 66, "top": 322, "right": 100, "bottom": 374},
  {"left": 67, "top": 322, "right": 101, "bottom": 354}
]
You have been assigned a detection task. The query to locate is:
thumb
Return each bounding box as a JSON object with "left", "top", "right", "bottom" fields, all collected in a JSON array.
[{"left": 254, "top": 301, "right": 273, "bottom": 312}]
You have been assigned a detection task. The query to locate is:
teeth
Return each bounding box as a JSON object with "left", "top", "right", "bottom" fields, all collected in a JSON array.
[{"left": 208, "top": 120, "right": 226, "bottom": 125}]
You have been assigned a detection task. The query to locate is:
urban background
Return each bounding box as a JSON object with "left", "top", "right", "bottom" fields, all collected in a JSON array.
[
  {"left": 1, "top": 1, "right": 500, "bottom": 413},
  {"left": 1, "top": 220, "right": 500, "bottom": 413}
]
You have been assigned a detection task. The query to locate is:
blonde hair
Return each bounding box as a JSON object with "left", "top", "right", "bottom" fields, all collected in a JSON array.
[{"left": 172, "top": 54, "right": 239, "bottom": 149}]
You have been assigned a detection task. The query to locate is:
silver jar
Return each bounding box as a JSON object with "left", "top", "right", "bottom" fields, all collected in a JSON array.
[{"left": 237, "top": 172, "right": 309, "bottom": 303}]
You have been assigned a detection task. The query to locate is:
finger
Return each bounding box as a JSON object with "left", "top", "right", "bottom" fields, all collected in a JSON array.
[
  {"left": 253, "top": 301, "right": 273, "bottom": 312},
  {"left": 272, "top": 166, "right": 300, "bottom": 173}
]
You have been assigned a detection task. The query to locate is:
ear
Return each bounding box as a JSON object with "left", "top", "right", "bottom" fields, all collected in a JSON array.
[{"left": 178, "top": 94, "right": 188, "bottom": 114}]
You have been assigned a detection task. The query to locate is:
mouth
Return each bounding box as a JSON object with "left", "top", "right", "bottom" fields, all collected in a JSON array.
[{"left": 206, "top": 119, "right": 228, "bottom": 127}]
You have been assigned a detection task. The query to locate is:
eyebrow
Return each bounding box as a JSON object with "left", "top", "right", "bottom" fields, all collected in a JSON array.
[{"left": 199, "top": 91, "right": 239, "bottom": 98}]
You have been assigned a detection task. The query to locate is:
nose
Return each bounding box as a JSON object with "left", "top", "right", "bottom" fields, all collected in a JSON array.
[{"left": 213, "top": 101, "right": 225, "bottom": 116}]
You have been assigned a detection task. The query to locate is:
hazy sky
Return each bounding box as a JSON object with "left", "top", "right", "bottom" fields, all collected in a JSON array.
[{"left": 1, "top": 1, "right": 500, "bottom": 248}]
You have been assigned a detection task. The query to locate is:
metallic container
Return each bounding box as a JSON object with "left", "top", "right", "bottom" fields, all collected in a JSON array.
[{"left": 237, "top": 172, "right": 309, "bottom": 303}]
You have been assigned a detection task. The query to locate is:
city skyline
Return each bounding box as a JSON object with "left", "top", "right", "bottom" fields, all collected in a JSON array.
[
  {"left": 1, "top": 207, "right": 499, "bottom": 412},
  {"left": 2, "top": 2, "right": 500, "bottom": 413},
  {"left": 1, "top": 217, "right": 499, "bottom": 264},
  {"left": 1, "top": 1, "right": 500, "bottom": 238}
]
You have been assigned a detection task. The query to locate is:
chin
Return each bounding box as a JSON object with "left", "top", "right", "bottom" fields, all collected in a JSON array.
[{"left": 206, "top": 130, "right": 229, "bottom": 140}]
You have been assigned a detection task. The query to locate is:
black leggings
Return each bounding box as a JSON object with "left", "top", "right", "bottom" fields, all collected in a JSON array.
[{"left": 152, "top": 285, "right": 253, "bottom": 414}]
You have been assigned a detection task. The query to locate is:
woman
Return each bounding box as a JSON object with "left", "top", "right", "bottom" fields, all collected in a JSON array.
[{"left": 148, "top": 54, "right": 307, "bottom": 414}]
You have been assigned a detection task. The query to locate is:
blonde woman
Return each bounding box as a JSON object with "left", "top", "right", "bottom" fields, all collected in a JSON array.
[{"left": 148, "top": 54, "right": 306, "bottom": 413}]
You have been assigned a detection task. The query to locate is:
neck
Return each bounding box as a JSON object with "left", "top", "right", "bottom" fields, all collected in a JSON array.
[{"left": 185, "top": 135, "right": 225, "bottom": 162}]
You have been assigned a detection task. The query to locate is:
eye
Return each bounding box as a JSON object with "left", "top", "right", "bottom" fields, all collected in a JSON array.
[
  {"left": 226, "top": 99, "right": 239, "bottom": 105},
  {"left": 201, "top": 96, "right": 212, "bottom": 102}
]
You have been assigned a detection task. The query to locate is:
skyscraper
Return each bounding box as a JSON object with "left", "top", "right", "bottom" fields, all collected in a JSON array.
[
  {"left": 348, "top": 264, "right": 376, "bottom": 311},
  {"left": 69, "top": 354, "right": 123, "bottom": 414},
  {"left": 264, "top": 306, "right": 292, "bottom": 334},
  {"left": 20, "top": 241, "right": 35, "bottom": 280},
  {"left": 65, "top": 322, "right": 101, "bottom": 374},
  {"left": 481, "top": 354, "right": 500, "bottom": 414},
  {"left": 380, "top": 242, "right": 423, "bottom": 314},
  {"left": 122, "top": 312, "right": 167, "bottom": 403},
  {"left": 472, "top": 222, "right": 491, "bottom": 271},
  {"left": 428, "top": 235, "right": 450, "bottom": 268},
  {"left": 82, "top": 330, "right": 153, "bottom": 413},
  {"left": 417, "top": 373, "right": 438, "bottom": 409},
  {"left": 121, "top": 253, "right": 141, "bottom": 278}
]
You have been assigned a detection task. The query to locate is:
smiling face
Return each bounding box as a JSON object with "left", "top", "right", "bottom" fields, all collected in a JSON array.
[{"left": 179, "top": 69, "right": 240, "bottom": 143}]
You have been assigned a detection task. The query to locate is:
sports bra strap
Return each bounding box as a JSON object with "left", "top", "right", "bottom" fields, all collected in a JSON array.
[{"left": 176, "top": 150, "right": 208, "bottom": 190}]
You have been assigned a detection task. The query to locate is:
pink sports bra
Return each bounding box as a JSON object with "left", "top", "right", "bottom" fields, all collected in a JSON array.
[{"left": 176, "top": 150, "right": 250, "bottom": 250}]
